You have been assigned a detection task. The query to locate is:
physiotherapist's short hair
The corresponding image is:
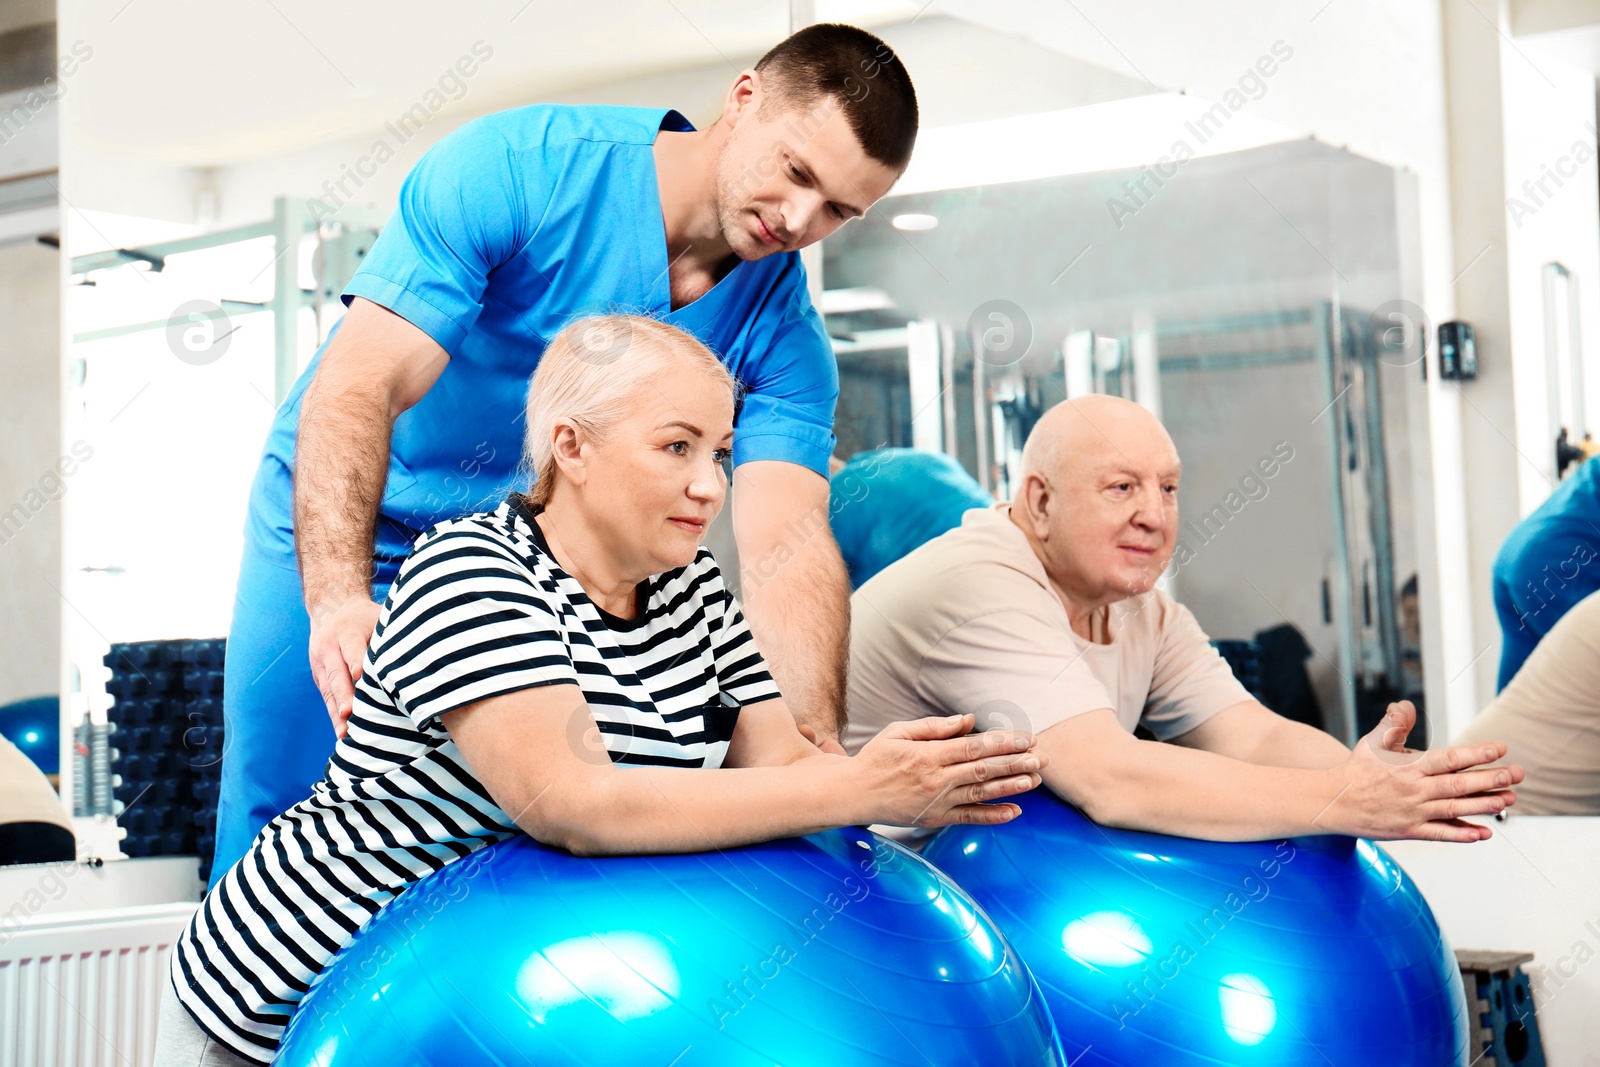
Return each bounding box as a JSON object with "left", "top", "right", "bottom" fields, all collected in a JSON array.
[
  {"left": 520, "top": 315, "right": 735, "bottom": 508},
  {"left": 754, "top": 23, "right": 918, "bottom": 171}
]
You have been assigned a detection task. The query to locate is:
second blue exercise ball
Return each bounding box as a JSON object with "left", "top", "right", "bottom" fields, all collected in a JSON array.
[
  {"left": 0, "top": 696, "right": 59, "bottom": 774},
  {"left": 922, "top": 790, "right": 1468, "bottom": 1065},
  {"left": 275, "top": 826, "right": 1064, "bottom": 1066}
]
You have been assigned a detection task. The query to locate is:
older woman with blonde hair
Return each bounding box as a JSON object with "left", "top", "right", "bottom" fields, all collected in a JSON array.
[{"left": 153, "top": 314, "right": 1045, "bottom": 1066}]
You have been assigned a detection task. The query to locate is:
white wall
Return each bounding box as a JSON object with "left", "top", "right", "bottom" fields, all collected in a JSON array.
[
  {"left": 1438, "top": 0, "right": 1600, "bottom": 727},
  {"left": 0, "top": 238, "right": 62, "bottom": 707},
  {"left": 1503, "top": 32, "right": 1600, "bottom": 512},
  {"left": 1387, "top": 817, "right": 1600, "bottom": 1065}
]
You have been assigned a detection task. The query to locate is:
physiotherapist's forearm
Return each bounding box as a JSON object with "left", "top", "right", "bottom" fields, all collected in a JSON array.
[
  {"left": 294, "top": 375, "right": 390, "bottom": 614},
  {"left": 732, "top": 461, "right": 851, "bottom": 738},
  {"left": 1041, "top": 738, "right": 1339, "bottom": 841},
  {"left": 741, "top": 533, "right": 851, "bottom": 737}
]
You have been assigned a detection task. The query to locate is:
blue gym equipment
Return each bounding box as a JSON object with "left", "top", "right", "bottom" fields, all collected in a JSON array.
[
  {"left": 922, "top": 790, "right": 1469, "bottom": 1065},
  {"left": 0, "top": 695, "right": 59, "bottom": 774},
  {"left": 274, "top": 826, "right": 1065, "bottom": 1066}
]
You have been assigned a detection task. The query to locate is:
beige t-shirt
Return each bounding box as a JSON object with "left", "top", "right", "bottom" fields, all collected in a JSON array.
[
  {"left": 845, "top": 504, "right": 1252, "bottom": 754},
  {"left": 1453, "top": 589, "right": 1600, "bottom": 816}
]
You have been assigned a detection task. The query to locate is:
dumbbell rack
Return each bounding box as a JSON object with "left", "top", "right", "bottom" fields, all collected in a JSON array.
[{"left": 98, "top": 639, "right": 226, "bottom": 882}]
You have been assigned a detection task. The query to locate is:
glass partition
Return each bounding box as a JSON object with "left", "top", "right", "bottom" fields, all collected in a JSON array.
[{"left": 823, "top": 133, "right": 1430, "bottom": 744}]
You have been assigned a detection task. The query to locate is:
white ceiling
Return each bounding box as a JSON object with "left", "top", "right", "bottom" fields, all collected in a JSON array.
[
  {"left": 1519, "top": 23, "right": 1600, "bottom": 76},
  {"left": 60, "top": 0, "right": 922, "bottom": 166}
]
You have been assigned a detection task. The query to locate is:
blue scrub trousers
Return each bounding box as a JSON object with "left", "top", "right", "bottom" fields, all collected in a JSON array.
[{"left": 212, "top": 535, "right": 395, "bottom": 888}]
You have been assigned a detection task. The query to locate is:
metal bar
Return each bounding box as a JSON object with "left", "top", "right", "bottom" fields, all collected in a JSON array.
[
  {"left": 0, "top": 171, "right": 58, "bottom": 213},
  {"left": 1356, "top": 320, "right": 1403, "bottom": 695},
  {"left": 1543, "top": 262, "right": 1569, "bottom": 462},
  {"left": 971, "top": 324, "right": 989, "bottom": 492},
  {"left": 1153, "top": 308, "right": 1314, "bottom": 337},
  {"left": 272, "top": 197, "right": 311, "bottom": 403},
  {"left": 1317, "top": 300, "right": 1360, "bottom": 743},
  {"left": 991, "top": 395, "right": 1013, "bottom": 499},
  {"left": 940, "top": 322, "right": 957, "bottom": 459},
  {"left": 1064, "top": 331, "right": 1093, "bottom": 397},
  {"left": 70, "top": 295, "right": 309, "bottom": 345},
  {"left": 69, "top": 221, "right": 276, "bottom": 275},
  {"left": 830, "top": 327, "right": 909, "bottom": 354},
  {"left": 1545, "top": 262, "right": 1589, "bottom": 442},
  {"left": 907, "top": 320, "right": 942, "bottom": 452},
  {"left": 1155, "top": 349, "right": 1316, "bottom": 373},
  {"left": 1130, "top": 316, "right": 1162, "bottom": 422},
  {"left": 1570, "top": 270, "right": 1587, "bottom": 441}
]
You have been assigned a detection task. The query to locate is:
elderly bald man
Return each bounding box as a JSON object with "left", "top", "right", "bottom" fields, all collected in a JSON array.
[{"left": 846, "top": 395, "right": 1523, "bottom": 843}]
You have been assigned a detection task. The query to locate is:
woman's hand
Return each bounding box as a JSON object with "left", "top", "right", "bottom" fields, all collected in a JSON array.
[
  {"left": 852, "top": 713, "right": 1045, "bottom": 827},
  {"left": 448, "top": 691, "right": 1044, "bottom": 855}
]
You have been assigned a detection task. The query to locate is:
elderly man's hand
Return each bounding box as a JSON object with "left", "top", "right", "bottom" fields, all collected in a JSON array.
[
  {"left": 1319, "top": 701, "right": 1523, "bottom": 841},
  {"left": 308, "top": 597, "right": 381, "bottom": 738}
]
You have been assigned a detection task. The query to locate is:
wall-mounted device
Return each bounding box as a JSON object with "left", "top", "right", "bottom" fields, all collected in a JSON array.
[{"left": 1438, "top": 321, "right": 1476, "bottom": 380}]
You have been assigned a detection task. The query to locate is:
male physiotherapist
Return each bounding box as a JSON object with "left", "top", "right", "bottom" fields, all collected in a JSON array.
[{"left": 213, "top": 23, "right": 916, "bottom": 881}]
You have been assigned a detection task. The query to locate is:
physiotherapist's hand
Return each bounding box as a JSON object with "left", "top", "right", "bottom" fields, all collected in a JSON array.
[
  {"left": 1319, "top": 701, "right": 1523, "bottom": 842},
  {"left": 797, "top": 723, "right": 848, "bottom": 757},
  {"left": 854, "top": 713, "right": 1046, "bottom": 828},
  {"left": 308, "top": 597, "right": 382, "bottom": 738}
]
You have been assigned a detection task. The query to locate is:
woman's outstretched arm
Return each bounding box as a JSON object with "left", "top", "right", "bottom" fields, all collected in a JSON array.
[{"left": 442, "top": 687, "right": 1044, "bottom": 856}]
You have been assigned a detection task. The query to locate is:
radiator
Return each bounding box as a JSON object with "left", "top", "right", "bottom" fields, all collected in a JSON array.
[{"left": 0, "top": 902, "right": 198, "bottom": 1067}]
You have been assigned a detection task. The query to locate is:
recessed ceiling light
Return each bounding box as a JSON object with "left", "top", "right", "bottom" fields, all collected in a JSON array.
[{"left": 891, "top": 213, "right": 939, "bottom": 231}]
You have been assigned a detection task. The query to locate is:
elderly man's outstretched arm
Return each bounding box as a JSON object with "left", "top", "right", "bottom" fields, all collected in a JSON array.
[
  {"left": 1169, "top": 699, "right": 1350, "bottom": 769},
  {"left": 1035, "top": 701, "right": 1520, "bottom": 842}
]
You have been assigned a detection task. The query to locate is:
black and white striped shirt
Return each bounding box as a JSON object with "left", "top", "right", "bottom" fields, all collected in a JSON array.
[{"left": 169, "top": 495, "right": 779, "bottom": 1061}]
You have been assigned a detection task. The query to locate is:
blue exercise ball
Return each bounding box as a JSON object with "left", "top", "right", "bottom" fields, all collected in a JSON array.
[
  {"left": 275, "top": 826, "right": 1065, "bottom": 1066},
  {"left": 0, "top": 696, "right": 60, "bottom": 774},
  {"left": 922, "top": 790, "right": 1468, "bottom": 1065},
  {"left": 830, "top": 448, "right": 991, "bottom": 589}
]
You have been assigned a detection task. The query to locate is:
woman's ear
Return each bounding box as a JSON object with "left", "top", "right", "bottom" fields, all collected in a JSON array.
[{"left": 549, "top": 422, "right": 588, "bottom": 488}]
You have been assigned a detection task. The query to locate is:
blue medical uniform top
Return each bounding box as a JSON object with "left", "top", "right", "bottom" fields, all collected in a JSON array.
[
  {"left": 1492, "top": 455, "right": 1600, "bottom": 688},
  {"left": 829, "top": 448, "right": 992, "bottom": 589},
  {"left": 248, "top": 104, "right": 837, "bottom": 564}
]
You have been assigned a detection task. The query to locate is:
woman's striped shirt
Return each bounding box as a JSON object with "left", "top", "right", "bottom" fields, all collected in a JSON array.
[{"left": 168, "top": 494, "right": 780, "bottom": 1061}]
